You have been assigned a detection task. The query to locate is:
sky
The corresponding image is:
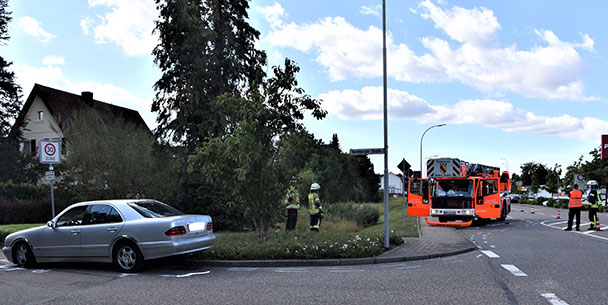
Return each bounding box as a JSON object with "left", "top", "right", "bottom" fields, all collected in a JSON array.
[{"left": 3, "top": 0, "right": 608, "bottom": 177}]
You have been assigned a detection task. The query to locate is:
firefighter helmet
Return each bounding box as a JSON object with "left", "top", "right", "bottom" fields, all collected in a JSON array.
[
  {"left": 587, "top": 180, "right": 598, "bottom": 187},
  {"left": 310, "top": 183, "right": 320, "bottom": 191}
]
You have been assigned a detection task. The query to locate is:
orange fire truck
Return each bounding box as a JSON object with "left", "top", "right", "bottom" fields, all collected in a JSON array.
[{"left": 407, "top": 158, "right": 511, "bottom": 227}]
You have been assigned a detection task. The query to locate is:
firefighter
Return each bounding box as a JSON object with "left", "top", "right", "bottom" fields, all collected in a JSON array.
[
  {"left": 285, "top": 186, "right": 300, "bottom": 231},
  {"left": 585, "top": 180, "right": 601, "bottom": 230},
  {"left": 308, "top": 183, "right": 323, "bottom": 232},
  {"left": 565, "top": 184, "right": 583, "bottom": 231}
]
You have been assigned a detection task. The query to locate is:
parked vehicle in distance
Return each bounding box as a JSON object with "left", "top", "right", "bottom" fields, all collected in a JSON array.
[
  {"left": 509, "top": 194, "right": 521, "bottom": 203},
  {"left": 2, "top": 199, "right": 215, "bottom": 273}
]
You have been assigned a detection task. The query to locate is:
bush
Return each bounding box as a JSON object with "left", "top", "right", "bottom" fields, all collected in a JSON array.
[
  {"left": 546, "top": 198, "right": 556, "bottom": 207},
  {"left": 0, "top": 181, "right": 45, "bottom": 200},
  {"left": 195, "top": 230, "right": 402, "bottom": 260},
  {"left": 325, "top": 202, "right": 380, "bottom": 227},
  {"left": 0, "top": 196, "right": 71, "bottom": 225}
]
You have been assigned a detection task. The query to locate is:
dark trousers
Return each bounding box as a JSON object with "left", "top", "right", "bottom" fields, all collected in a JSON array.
[
  {"left": 589, "top": 207, "right": 598, "bottom": 228},
  {"left": 310, "top": 214, "right": 321, "bottom": 232},
  {"left": 567, "top": 207, "right": 581, "bottom": 230},
  {"left": 286, "top": 209, "right": 298, "bottom": 231}
]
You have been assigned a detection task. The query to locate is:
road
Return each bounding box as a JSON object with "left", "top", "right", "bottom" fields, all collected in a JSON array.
[{"left": 1, "top": 204, "right": 607, "bottom": 305}]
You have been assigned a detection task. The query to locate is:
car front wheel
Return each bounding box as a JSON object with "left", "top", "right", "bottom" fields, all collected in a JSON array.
[
  {"left": 13, "top": 242, "right": 36, "bottom": 268},
  {"left": 113, "top": 241, "right": 144, "bottom": 273}
]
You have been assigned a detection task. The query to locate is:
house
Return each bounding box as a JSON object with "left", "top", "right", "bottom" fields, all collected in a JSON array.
[
  {"left": 10, "top": 84, "right": 149, "bottom": 155},
  {"left": 379, "top": 172, "right": 405, "bottom": 196}
]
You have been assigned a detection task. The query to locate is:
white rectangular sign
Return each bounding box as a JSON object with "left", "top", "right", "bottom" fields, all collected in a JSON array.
[
  {"left": 45, "top": 171, "right": 55, "bottom": 181},
  {"left": 349, "top": 148, "right": 385, "bottom": 156},
  {"left": 39, "top": 140, "right": 61, "bottom": 164}
]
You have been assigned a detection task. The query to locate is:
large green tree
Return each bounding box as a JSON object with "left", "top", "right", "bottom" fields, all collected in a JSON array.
[
  {"left": 152, "top": 0, "right": 266, "bottom": 149},
  {"left": 189, "top": 59, "right": 326, "bottom": 237},
  {"left": 0, "top": 0, "right": 21, "bottom": 138}
]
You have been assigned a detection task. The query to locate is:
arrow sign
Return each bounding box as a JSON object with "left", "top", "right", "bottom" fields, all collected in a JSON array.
[{"left": 349, "top": 148, "right": 385, "bottom": 156}]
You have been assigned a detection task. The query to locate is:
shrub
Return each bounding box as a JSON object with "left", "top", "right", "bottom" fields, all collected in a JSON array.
[
  {"left": 0, "top": 197, "right": 71, "bottom": 225},
  {"left": 546, "top": 198, "right": 556, "bottom": 207},
  {"left": 0, "top": 181, "right": 45, "bottom": 200},
  {"left": 325, "top": 202, "right": 380, "bottom": 227}
]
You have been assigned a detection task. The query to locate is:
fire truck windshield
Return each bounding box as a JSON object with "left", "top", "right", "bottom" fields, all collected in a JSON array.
[{"left": 434, "top": 180, "right": 473, "bottom": 197}]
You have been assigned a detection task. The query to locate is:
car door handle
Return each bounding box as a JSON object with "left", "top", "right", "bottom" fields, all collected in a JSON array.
[
  {"left": 107, "top": 227, "right": 118, "bottom": 233},
  {"left": 71, "top": 230, "right": 80, "bottom": 235}
]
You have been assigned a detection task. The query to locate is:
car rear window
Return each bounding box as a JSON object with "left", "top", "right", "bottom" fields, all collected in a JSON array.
[{"left": 128, "top": 201, "right": 184, "bottom": 218}]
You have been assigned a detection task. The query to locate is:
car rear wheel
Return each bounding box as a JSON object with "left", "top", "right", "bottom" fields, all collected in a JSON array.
[
  {"left": 113, "top": 241, "right": 144, "bottom": 273},
  {"left": 13, "top": 242, "right": 36, "bottom": 268}
]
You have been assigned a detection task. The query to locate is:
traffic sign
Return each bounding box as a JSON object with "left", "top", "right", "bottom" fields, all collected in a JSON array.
[
  {"left": 602, "top": 135, "right": 608, "bottom": 160},
  {"left": 397, "top": 159, "right": 411, "bottom": 173},
  {"left": 45, "top": 171, "right": 55, "bottom": 181},
  {"left": 39, "top": 140, "right": 61, "bottom": 164},
  {"left": 349, "top": 148, "right": 385, "bottom": 156}
]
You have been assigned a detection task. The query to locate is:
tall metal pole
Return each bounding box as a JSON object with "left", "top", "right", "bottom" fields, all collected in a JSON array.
[
  {"left": 419, "top": 124, "right": 446, "bottom": 178},
  {"left": 382, "top": 0, "right": 389, "bottom": 249}
]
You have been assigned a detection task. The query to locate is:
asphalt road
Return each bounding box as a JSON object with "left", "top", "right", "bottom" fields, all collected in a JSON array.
[{"left": 2, "top": 204, "right": 607, "bottom": 305}]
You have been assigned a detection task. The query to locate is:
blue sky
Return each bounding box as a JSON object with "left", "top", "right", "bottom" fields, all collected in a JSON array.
[{"left": 3, "top": 0, "right": 608, "bottom": 176}]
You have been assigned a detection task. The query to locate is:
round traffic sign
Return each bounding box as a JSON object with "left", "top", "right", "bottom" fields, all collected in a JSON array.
[{"left": 44, "top": 143, "right": 56, "bottom": 156}]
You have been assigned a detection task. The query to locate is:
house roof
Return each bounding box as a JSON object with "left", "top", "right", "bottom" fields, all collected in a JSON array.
[{"left": 10, "top": 84, "right": 150, "bottom": 137}]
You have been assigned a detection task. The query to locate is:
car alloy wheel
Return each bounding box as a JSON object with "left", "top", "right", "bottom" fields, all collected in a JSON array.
[
  {"left": 114, "top": 241, "right": 144, "bottom": 273},
  {"left": 14, "top": 242, "right": 35, "bottom": 268}
]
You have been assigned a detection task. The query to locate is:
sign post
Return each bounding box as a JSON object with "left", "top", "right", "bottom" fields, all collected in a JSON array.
[{"left": 40, "top": 139, "right": 61, "bottom": 218}]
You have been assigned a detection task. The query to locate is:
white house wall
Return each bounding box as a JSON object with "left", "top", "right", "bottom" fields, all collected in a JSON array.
[
  {"left": 379, "top": 173, "right": 405, "bottom": 194},
  {"left": 21, "top": 96, "right": 63, "bottom": 151}
]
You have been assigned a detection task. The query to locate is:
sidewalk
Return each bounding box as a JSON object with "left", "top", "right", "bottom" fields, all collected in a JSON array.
[{"left": 196, "top": 217, "right": 477, "bottom": 268}]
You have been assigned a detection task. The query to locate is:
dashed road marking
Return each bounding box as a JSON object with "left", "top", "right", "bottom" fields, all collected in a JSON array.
[
  {"left": 501, "top": 264, "right": 527, "bottom": 276},
  {"left": 541, "top": 220, "right": 608, "bottom": 241},
  {"left": 482, "top": 250, "right": 500, "bottom": 258},
  {"left": 274, "top": 268, "right": 308, "bottom": 273},
  {"left": 327, "top": 267, "right": 364, "bottom": 273},
  {"left": 541, "top": 293, "right": 569, "bottom": 305},
  {"left": 4, "top": 267, "right": 25, "bottom": 272},
  {"left": 32, "top": 269, "right": 51, "bottom": 273},
  {"left": 161, "top": 271, "right": 210, "bottom": 278},
  {"left": 119, "top": 273, "right": 138, "bottom": 278},
  {"left": 228, "top": 267, "right": 258, "bottom": 272}
]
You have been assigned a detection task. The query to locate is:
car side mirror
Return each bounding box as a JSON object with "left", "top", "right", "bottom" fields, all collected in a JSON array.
[{"left": 47, "top": 221, "right": 56, "bottom": 229}]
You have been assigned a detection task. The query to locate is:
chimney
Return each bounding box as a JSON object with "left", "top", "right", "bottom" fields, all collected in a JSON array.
[{"left": 81, "top": 91, "right": 94, "bottom": 106}]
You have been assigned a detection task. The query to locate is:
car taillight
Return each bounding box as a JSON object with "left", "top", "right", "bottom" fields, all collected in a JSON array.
[
  {"left": 165, "top": 226, "right": 187, "bottom": 236},
  {"left": 206, "top": 222, "right": 213, "bottom": 232}
]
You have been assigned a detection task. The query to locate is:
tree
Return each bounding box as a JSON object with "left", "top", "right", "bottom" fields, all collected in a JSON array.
[
  {"left": 152, "top": 0, "right": 266, "bottom": 150},
  {"left": 544, "top": 164, "right": 562, "bottom": 195},
  {"left": 0, "top": 0, "right": 21, "bottom": 138},
  {"left": 189, "top": 59, "right": 325, "bottom": 237},
  {"left": 520, "top": 162, "right": 549, "bottom": 194},
  {"left": 60, "top": 109, "right": 180, "bottom": 202}
]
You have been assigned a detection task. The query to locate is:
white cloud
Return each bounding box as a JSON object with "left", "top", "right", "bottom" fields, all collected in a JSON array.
[
  {"left": 14, "top": 64, "right": 156, "bottom": 129},
  {"left": 360, "top": 5, "right": 381, "bottom": 17},
  {"left": 82, "top": 0, "right": 157, "bottom": 57},
  {"left": 17, "top": 16, "right": 56, "bottom": 43},
  {"left": 42, "top": 55, "right": 65, "bottom": 66},
  {"left": 259, "top": 1, "right": 596, "bottom": 101},
  {"left": 318, "top": 86, "right": 607, "bottom": 141}
]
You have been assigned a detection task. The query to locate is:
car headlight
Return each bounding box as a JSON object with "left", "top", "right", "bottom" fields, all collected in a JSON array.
[{"left": 465, "top": 210, "right": 472, "bottom": 215}]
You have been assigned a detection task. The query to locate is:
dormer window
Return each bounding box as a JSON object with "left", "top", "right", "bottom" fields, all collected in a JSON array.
[{"left": 38, "top": 111, "right": 43, "bottom": 120}]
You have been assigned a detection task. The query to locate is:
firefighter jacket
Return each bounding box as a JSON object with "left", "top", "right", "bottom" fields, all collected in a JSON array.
[
  {"left": 586, "top": 189, "right": 601, "bottom": 208},
  {"left": 308, "top": 192, "right": 322, "bottom": 215},
  {"left": 285, "top": 187, "right": 300, "bottom": 209},
  {"left": 569, "top": 190, "right": 583, "bottom": 208}
]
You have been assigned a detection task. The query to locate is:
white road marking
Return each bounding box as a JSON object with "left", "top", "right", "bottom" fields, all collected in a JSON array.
[
  {"left": 228, "top": 267, "right": 258, "bottom": 272},
  {"left": 327, "top": 268, "right": 364, "bottom": 273},
  {"left": 490, "top": 245, "right": 496, "bottom": 248},
  {"left": 274, "top": 268, "right": 308, "bottom": 273},
  {"left": 541, "top": 293, "right": 569, "bottom": 305},
  {"left": 5, "top": 267, "right": 25, "bottom": 272},
  {"left": 161, "top": 271, "right": 211, "bottom": 278},
  {"left": 0, "top": 259, "right": 9, "bottom": 263},
  {"left": 481, "top": 250, "right": 500, "bottom": 258},
  {"left": 501, "top": 264, "right": 527, "bottom": 276},
  {"left": 119, "top": 273, "right": 138, "bottom": 278},
  {"left": 32, "top": 269, "right": 51, "bottom": 273},
  {"left": 395, "top": 265, "right": 421, "bottom": 270},
  {"left": 540, "top": 220, "right": 608, "bottom": 241}
]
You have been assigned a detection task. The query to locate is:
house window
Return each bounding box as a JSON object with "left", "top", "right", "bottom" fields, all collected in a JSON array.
[{"left": 38, "top": 111, "right": 43, "bottom": 120}]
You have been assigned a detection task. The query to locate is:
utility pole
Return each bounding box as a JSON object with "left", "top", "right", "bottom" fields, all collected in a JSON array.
[{"left": 382, "top": 0, "right": 389, "bottom": 249}]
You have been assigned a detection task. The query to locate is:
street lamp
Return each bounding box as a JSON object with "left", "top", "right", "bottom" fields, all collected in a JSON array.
[
  {"left": 500, "top": 158, "right": 508, "bottom": 171},
  {"left": 419, "top": 124, "right": 446, "bottom": 177}
]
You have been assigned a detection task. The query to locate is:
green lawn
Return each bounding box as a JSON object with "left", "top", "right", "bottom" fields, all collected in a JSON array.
[{"left": 362, "top": 197, "right": 418, "bottom": 237}]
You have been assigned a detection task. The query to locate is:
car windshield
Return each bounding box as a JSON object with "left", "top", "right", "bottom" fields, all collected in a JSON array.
[
  {"left": 434, "top": 179, "right": 473, "bottom": 197},
  {"left": 128, "top": 200, "right": 184, "bottom": 218}
]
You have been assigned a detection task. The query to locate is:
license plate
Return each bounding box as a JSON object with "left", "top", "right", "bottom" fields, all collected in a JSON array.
[
  {"left": 444, "top": 211, "right": 456, "bottom": 215},
  {"left": 188, "top": 222, "right": 206, "bottom": 232}
]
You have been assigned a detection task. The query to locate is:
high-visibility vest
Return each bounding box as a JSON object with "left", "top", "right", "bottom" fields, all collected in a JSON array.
[
  {"left": 569, "top": 190, "right": 583, "bottom": 208},
  {"left": 285, "top": 188, "right": 300, "bottom": 209},
  {"left": 308, "top": 192, "right": 322, "bottom": 214}
]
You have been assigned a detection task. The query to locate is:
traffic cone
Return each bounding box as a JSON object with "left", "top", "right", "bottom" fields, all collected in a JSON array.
[
  {"left": 531, "top": 207, "right": 535, "bottom": 214},
  {"left": 596, "top": 217, "right": 601, "bottom": 231},
  {"left": 521, "top": 206, "right": 524, "bottom": 212},
  {"left": 556, "top": 209, "right": 561, "bottom": 219}
]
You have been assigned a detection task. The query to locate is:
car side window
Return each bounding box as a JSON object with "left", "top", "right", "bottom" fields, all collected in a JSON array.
[
  {"left": 85, "top": 204, "right": 123, "bottom": 225},
  {"left": 56, "top": 206, "right": 88, "bottom": 227}
]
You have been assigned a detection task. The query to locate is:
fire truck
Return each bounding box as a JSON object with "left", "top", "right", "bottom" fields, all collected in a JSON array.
[{"left": 407, "top": 158, "right": 511, "bottom": 227}]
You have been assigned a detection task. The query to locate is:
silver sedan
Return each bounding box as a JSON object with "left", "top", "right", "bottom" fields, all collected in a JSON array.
[{"left": 2, "top": 199, "right": 215, "bottom": 273}]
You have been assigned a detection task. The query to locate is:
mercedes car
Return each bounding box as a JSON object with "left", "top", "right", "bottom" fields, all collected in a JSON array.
[{"left": 2, "top": 199, "right": 215, "bottom": 273}]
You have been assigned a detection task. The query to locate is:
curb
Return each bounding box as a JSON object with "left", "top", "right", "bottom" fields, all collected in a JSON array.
[{"left": 193, "top": 246, "right": 477, "bottom": 268}]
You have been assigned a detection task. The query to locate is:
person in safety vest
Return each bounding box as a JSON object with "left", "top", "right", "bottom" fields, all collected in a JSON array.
[
  {"left": 308, "top": 183, "right": 323, "bottom": 232},
  {"left": 585, "top": 180, "right": 601, "bottom": 230},
  {"left": 285, "top": 186, "right": 300, "bottom": 231},
  {"left": 565, "top": 184, "right": 583, "bottom": 231}
]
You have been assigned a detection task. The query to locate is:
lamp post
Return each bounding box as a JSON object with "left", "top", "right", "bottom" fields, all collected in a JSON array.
[
  {"left": 500, "top": 158, "right": 508, "bottom": 172},
  {"left": 419, "top": 124, "right": 446, "bottom": 177}
]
